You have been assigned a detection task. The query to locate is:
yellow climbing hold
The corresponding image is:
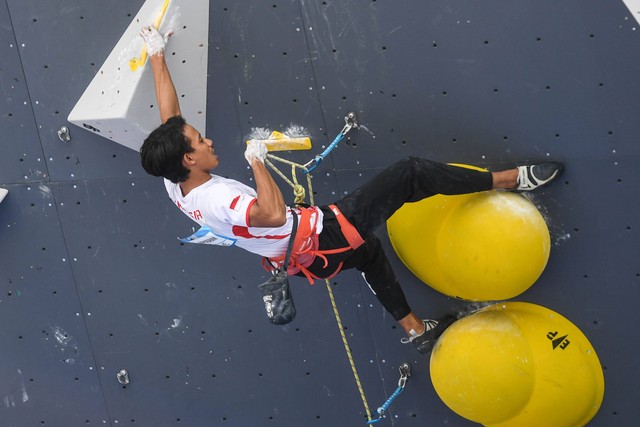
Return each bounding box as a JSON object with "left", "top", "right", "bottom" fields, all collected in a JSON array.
[
  {"left": 430, "top": 302, "right": 605, "bottom": 427},
  {"left": 387, "top": 165, "right": 550, "bottom": 300},
  {"left": 130, "top": 0, "right": 171, "bottom": 72},
  {"left": 246, "top": 131, "right": 312, "bottom": 152}
]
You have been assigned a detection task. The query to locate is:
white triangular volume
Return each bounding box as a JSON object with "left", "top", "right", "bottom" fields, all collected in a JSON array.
[
  {"left": 623, "top": 0, "right": 640, "bottom": 25},
  {"left": 0, "top": 188, "right": 7, "bottom": 204},
  {"left": 68, "top": 0, "right": 209, "bottom": 151}
]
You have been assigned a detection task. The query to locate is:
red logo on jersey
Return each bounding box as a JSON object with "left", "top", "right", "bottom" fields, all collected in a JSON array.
[{"left": 229, "top": 195, "right": 241, "bottom": 211}]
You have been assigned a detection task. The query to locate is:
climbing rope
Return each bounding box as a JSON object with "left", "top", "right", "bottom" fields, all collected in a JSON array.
[
  {"left": 265, "top": 152, "right": 373, "bottom": 422},
  {"left": 265, "top": 155, "right": 309, "bottom": 206},
  {"left": 324, "top": 278, "right": 373, "bottom": 422}
]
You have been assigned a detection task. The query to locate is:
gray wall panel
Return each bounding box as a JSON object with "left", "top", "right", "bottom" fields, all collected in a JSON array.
[
  {"left": 49, "top": 176, "right": 378, "bottom": 424},
  {"left": 1, "top": 0, "right": 639, "bottom": 425},
  {"left": 208, "top": 1, "right": 330, "bottom": 172},
  {"left": 0, "top": 1, "right": 46, "bottom": 184},
  {"left": 0, "top": 184, "right": 110, "bottom": 425},
  {"left": 303, "top": 0, "right": 640, "bottom": 170},
  {"left": 7, "top": 0, "right": 146, "bottom": 182}
]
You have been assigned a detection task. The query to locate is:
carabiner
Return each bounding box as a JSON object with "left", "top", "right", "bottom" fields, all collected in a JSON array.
[{"left": 398, "top": 363, "right": 411, "bottom": 389}]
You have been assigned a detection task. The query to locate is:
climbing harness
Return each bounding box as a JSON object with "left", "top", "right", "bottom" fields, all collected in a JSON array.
[
  {"left": 328, "top": 204, "right": 365, "bottom": 249},
  {"left": 262, "top": 112, "right": 364, "bottom": 285},
  {"left": 261, "top": 203, "right": 365, "bottom": 285},
  {"left": 366, "top": 363, "right": 412, "bottom": 424}
]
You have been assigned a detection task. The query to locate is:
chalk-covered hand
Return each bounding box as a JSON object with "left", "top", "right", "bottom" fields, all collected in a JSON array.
[
  {"left": 244, "top": 140, "right": 269, "bottom": 164},
  {"left": 140, "top": 25, "right": 173, "bottom": 56}
]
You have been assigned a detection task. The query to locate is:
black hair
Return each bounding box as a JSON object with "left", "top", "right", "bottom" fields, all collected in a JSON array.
[{"left": 140, "top": 115, "right": 194, "bottom": 183}]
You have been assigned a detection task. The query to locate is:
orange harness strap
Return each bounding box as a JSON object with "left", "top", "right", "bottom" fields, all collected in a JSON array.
[
  {"left": 263, "top": 205, "right": 365, "bottom": 284},
  {"left": 328, "top": 204, "right": 365, "bottom": 250}
]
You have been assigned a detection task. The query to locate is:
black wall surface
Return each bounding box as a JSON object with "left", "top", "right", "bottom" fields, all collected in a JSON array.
[{"left": 1, "top": 1, "right": 639, "bottom": 426}]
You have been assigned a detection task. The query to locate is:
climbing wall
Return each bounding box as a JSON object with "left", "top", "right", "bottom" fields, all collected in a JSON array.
[{"left": 1, "top": 0, "right": 639, "bottom": 425}]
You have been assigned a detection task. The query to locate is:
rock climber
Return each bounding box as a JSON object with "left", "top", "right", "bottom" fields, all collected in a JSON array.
[{"left": 138, "top": 26, "right": 563, "bottom": 354}]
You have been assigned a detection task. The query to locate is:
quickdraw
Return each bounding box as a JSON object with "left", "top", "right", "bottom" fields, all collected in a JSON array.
[
  {"left": 302, "top": 112, "right": 358, "bottom": 173},
  {"left": 366, "top": 363, "right": 412, "bottom": 424}
]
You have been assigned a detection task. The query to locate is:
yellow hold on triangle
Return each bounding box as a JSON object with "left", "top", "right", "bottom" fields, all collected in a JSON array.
[
  {"left": 430, "top": 302, "right": 605, "bottom": 427},
  {"left": 246, "top": 131, "right": 312, "bottom": 152},
  {"left": 129, "top": 0, "right": 171, "bottom": 72},
  {"left": 387, "top": 164, "right": 551, "bottom": 301}
]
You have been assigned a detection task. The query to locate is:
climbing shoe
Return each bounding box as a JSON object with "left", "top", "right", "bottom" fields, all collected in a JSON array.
[
  {"left": 515, "top": 162, "right": 563, "bottom": 191},
  {"left": 401, "top": 315, "right": 457, "bottom": 354}
]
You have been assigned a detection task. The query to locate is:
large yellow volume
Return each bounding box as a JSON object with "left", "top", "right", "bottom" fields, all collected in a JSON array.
[
  {"left": 430, "top": 302, "right": 604, "bottom": 426},
  {"left": 387, "top": 164, "right": 550, "bottom": 301}
]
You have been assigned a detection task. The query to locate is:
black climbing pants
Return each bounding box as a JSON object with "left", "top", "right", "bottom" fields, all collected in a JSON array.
[{"left": 297, "top": 157, "right": 493, "bottom": 321}]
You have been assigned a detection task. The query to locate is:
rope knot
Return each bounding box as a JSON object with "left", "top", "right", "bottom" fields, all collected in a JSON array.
[{"left": 293, "top": 185, "right": 306, "bottom": 204}]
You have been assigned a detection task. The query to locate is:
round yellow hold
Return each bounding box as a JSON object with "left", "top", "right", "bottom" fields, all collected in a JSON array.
[
  {"left": 387, "top": 173, "right": 551, "bottom": 300},
  {"left": 430, "top": 302, "right": 605, "bottom": 427}
]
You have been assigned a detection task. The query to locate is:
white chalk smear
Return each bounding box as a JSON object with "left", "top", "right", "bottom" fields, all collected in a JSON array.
[
  {"left": 163, "top": 6, "right": 182, "bottom": 34},
  {"left": 283, "top": 124, "right": 310, "bottom": 138},
  {"left": 170, "top": 316, "right": 182, "bottom": 329},
  {"left": 52, "top": 326, "right": 71, "bottom": 346},
  {"left": 358, "top": 125, "right": 375, "bottom": 139},
  {"left": 247, "top": 127, "right": 272, "bottom": 141},
  {"left": 4, "top": 395, "right": 15, "bottom": 408},
  {"left": 554, "top": 233, "right": 571, "bottom": 246},
  {"left": 21, "top": 384, "right": 28, "bottom": 403},
  {"left": 248, "top": 124, "right": 310, "bottom": 141},
  {"left": 38, "top": 184, "right": 52, "bottom": 197},
  {"left": 137, "top": 314, "right": 148, "bottom": 326}
]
